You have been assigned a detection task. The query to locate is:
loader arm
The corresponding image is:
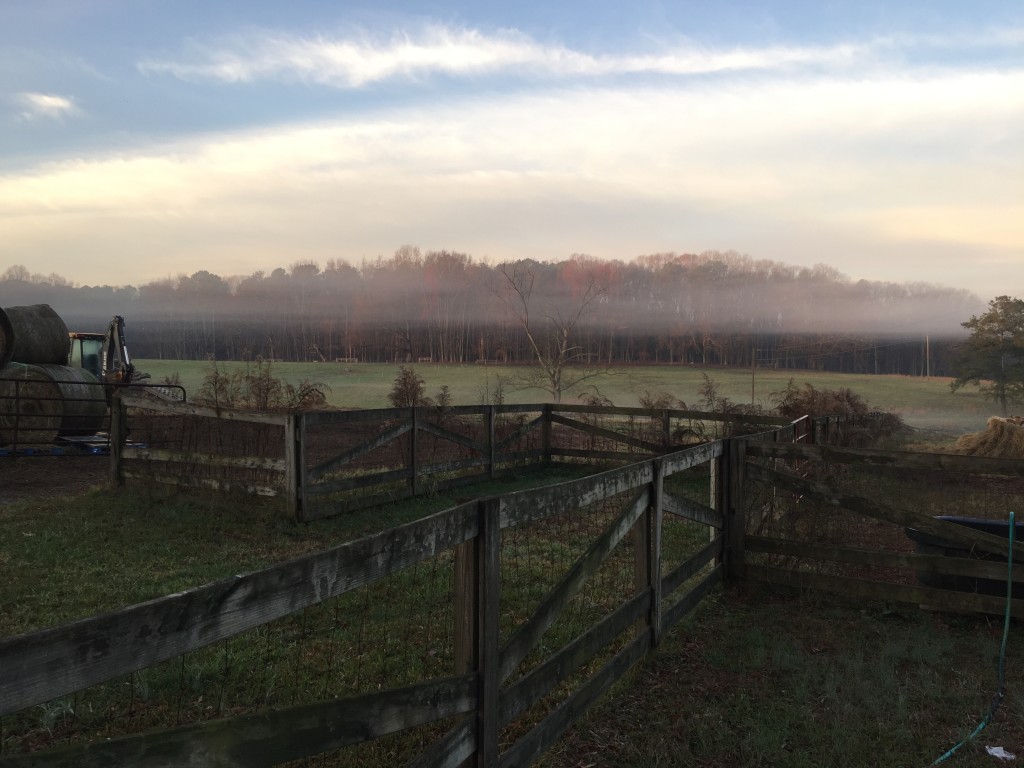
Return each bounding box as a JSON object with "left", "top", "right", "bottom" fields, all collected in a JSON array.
[{"left": 101, "top": 315, "right": 137, "bottom": 384}]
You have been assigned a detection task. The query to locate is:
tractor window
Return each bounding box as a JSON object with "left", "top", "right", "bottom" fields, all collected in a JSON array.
[{"left": 71, "top": 338, "right": 103, "bottom": 379}]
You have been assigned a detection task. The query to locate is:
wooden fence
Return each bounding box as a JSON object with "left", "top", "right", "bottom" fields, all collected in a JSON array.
[
  {"left": 111, "top": 393, "right": 792, "bottom": 522},
  {"left": 6, "top": 408, "right": 1019, "bottom": 766},
  {"left": 1, "top": 430, "right": 747, "bottom": 766},
  {"left": 738, "top": 440, "right": 1024, "bottom": 618}
]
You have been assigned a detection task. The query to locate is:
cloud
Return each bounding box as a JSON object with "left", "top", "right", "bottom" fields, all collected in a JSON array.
[
  {"left": 14, "top": 92, "right": 81, "bottom": 121},
  {"left": 2, "top": 64, "right": 1021, "bottom": 298},
  {"left": 137, "top": 22, "right": 1024, "bottom": 89},
  {"left": 138, "top": 25, "right": 867, "bottom": 87}
]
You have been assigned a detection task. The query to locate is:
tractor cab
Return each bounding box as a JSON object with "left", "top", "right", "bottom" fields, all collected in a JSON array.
[
  {"left": 68, "top": 332, "right": 105, "bottom": 380},
  {"left": 67, "top": 316, "right": 138, "bottom": 385}
]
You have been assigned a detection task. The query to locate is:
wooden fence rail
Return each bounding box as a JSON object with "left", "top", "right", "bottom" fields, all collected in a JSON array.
[
  {"left": 741, "top": 441, "right": 1024, "bottom": 619},
  {"left": 111, "top": 396, "right": 794, "bottom": 521}
]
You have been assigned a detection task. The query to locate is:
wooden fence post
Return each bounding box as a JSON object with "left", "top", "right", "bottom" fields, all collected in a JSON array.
[
  {"left": 726, "top": 438, "right": 747, "bottom": 581},
  {"left": 633, "top": 459, "right": 663, "bottom": 644},
  {"left": 285, "top": 414, "right": 306, "bottom": 521},
  {"left": 715, "top": 440, "right": 730, "bottom": 569},
  {"left": 542, "top": 404, "right": 552, "bottom": 466},
  {"left": 477, "top": 497, "right": 501, "bottom": 768},
  {"left": 650, "top": 459, "right": 664, "bottom": 646},
  {"left": 453, "top": 496, "right": 501, "bottom": 767},
  {"left": 109, "top": 390, "right": 126, "bottom": 488},
  {"left": 488, "top": 406, "right": 496, "bottom": 480},
  {"left": 662, "top": 409, "right": 671, "bottom": 450},
  {"left": 410, "top": 407, "right": 420, "bottom": 497}
]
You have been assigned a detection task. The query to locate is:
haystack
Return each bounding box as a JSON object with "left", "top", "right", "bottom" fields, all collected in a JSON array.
[
  {"left": 0, "top": 363, "right": 106, "bottom": 447},
  {"left": 0, "top": 304, "right": 71, "bottom": 368},
  {"left": 954, "top": 417, "right": 1024, "bottom": 459}
]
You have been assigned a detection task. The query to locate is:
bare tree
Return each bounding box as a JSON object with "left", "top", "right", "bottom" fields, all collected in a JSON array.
[{"left": 494, "top": 260, "right": 608, "bottom": 403}]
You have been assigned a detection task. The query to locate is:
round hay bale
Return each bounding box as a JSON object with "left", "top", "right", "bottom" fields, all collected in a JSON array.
[
  {"left": 953, "top": 417, "right": 1024, "bottom": 459},
  {"left": 0, "top": 363, "right": 106, "bottom": 447},
  {"left": 36, "top": 364, "right": 106, "bottom": 436},
  {"left": 0, "top": 304, "right": 71, "bottom": 367},
  {"left": 0, "top": 363, "right": 62, "bottom": 447}
]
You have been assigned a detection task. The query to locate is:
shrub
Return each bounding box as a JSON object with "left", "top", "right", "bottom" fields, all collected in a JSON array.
[
  {"left": 772, "top": 379, "right": 905, "bottom": 446},
  {"left": 638, "top": 390, "right": 684, "bottom": 410},
  {"left": 195, "top": 357, "right": 328, "bottom": 412},
  {"left": 388, "top": 366, "right": 432, "bottom": 408}
]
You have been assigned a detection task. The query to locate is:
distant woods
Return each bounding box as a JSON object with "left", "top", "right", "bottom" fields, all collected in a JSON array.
[{"left": 0, "top": 250, "right": 979, "bottom": 376}]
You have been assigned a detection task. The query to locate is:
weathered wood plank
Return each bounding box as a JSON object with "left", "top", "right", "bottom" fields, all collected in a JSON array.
[
  {"left": 494, "top": 414, "right": 545, "bottom": 451},
  {"left": 120, "top": 393, "right": 288, "bottom": 425},
  {"left": 417, "top": 420, "right": 486, "bottom": 454},
  {"left": 499, "top": 488, "right": 650, "bottom": 683},
  {"left": 746, "top": 535, "right": 1024, "bottom": 583},
  {"left": 121, "top": 470, "right": 281, "bottom": 497},
  {"left": 551, "top": 404, "right": 791, "bottom": 426},
  {"left": 663, "top": 492, "right": 722, "bottom": 529},
  {"left": 746, "top": 463, "right": 1024, "bottom": 559},
  {"left": 649, "top": 459, "right": 664, "bottom": 646},
  {"left": 661, "top": 440, "right": 724, "bottom": 475},
  {"left": 549, "top": 413, "right": 662, "bottom": 453},
  {"left": 478, "top": 497, "right": 501, "bottom": 768},
  {"left": 549, "top": 447, "right": 651, "bottom": 462},
  {"left": 123, "top": 447, "right": 287, "bottom": 472},
  {"left": 307, "top": 420, "right": 412, "bottom": 480},
  {"left": 420, "top": 456, "right": 491, "bottom": 475},
  {"left": 302, "top": 407, "right": 412, "bottom": 426},
  {"left": 746, "top": 564, "right": 1024, "bottom": 618},
  {"left": 498, "top": 590, "right": 650, "bottom": 729},
  {"left": 552, "top": 444, "right": 655, "bottom": 462},
  {"left": 746, "top": 442, "right": 1024, "bottom": 476},
  {"left": 306, "top": 467, "right": 413, "bottom": 497},
  {"left": 661, "top": 538, "right": 723, "bottom": 598},
  {"left": 285, "top": 414, "right": 299, "bottom": 519},
  {"left": 0, "top": 675, "right": 476, "bottom": 768},
  {"left": 498, "top": 632, "right": 651, "bottom": 768},
  {"left": 727, "top": 439, "right": 747, "bottom": 580},
  {"left": 499, "top": 462, "right": 654, "bottom": 529},
  {"left": 488, "top": 407, "right": 496, "bottom": 480},
  {"left": 0, "top": 502, "right": 478, "bottom": 716},
  {"left": 662, "top": 564, "right": 722, "bottom": 631}
]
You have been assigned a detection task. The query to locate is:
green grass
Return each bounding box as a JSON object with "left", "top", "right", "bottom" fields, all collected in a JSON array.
[
  {"left": 539, "top": 587, "right": 1024, "bottom": 768},
  {"left": 137, "top": 359, "right": 994, "bottom": 434},
  {"left": 0, "top": 464, "right": 594, "bottom": 637}
]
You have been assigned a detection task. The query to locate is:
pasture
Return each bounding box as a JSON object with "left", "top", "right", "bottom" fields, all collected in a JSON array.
[
  {"left": 138, "top": 359, "right": 993, "bottom": 433},
  {"left": 2, "top": 367, "right": 1019, "bottom": 766}
]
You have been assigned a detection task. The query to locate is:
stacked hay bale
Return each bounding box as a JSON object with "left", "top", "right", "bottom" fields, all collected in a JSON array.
[
  {"left": 953, "top": 417, "right": 1024, "bottom": 459},
  {"left": 0, "top": 305, "right": 107, "bottom": 448}
]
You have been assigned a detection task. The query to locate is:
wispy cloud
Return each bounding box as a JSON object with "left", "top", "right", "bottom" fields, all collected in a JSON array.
[
  {"left": 14, "top": 91, "right": 80, "bottom": 121},
  {"left": 138, "top": 25, "right": 867, "bottom": 87}
]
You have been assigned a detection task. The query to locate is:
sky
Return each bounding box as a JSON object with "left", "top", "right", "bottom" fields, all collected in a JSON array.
[{"left": 1, "top": 0, "right": 1022, "bottom": 302}]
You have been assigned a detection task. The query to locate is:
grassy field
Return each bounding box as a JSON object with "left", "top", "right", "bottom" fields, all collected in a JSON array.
[
  {"left": 539, "top": 587, "right": 1024, "bottom": 768},
  {"left": 137, "top": 359, "right": 995, "bottom": 434}
]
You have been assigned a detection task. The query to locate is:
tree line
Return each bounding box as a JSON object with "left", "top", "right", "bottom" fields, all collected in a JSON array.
[{"left": 0, "top": 249, "right": 980, "bottom": 377}]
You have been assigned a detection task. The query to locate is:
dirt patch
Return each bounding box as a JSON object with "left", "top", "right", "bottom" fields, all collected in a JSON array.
[{"left": 0, "top": 456, "right": 107, "bottom": 505}]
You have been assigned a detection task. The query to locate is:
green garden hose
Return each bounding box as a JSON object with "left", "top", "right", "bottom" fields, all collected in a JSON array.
[{"left": 932, "top": 510, "right": 1015, "bottom": 766}]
